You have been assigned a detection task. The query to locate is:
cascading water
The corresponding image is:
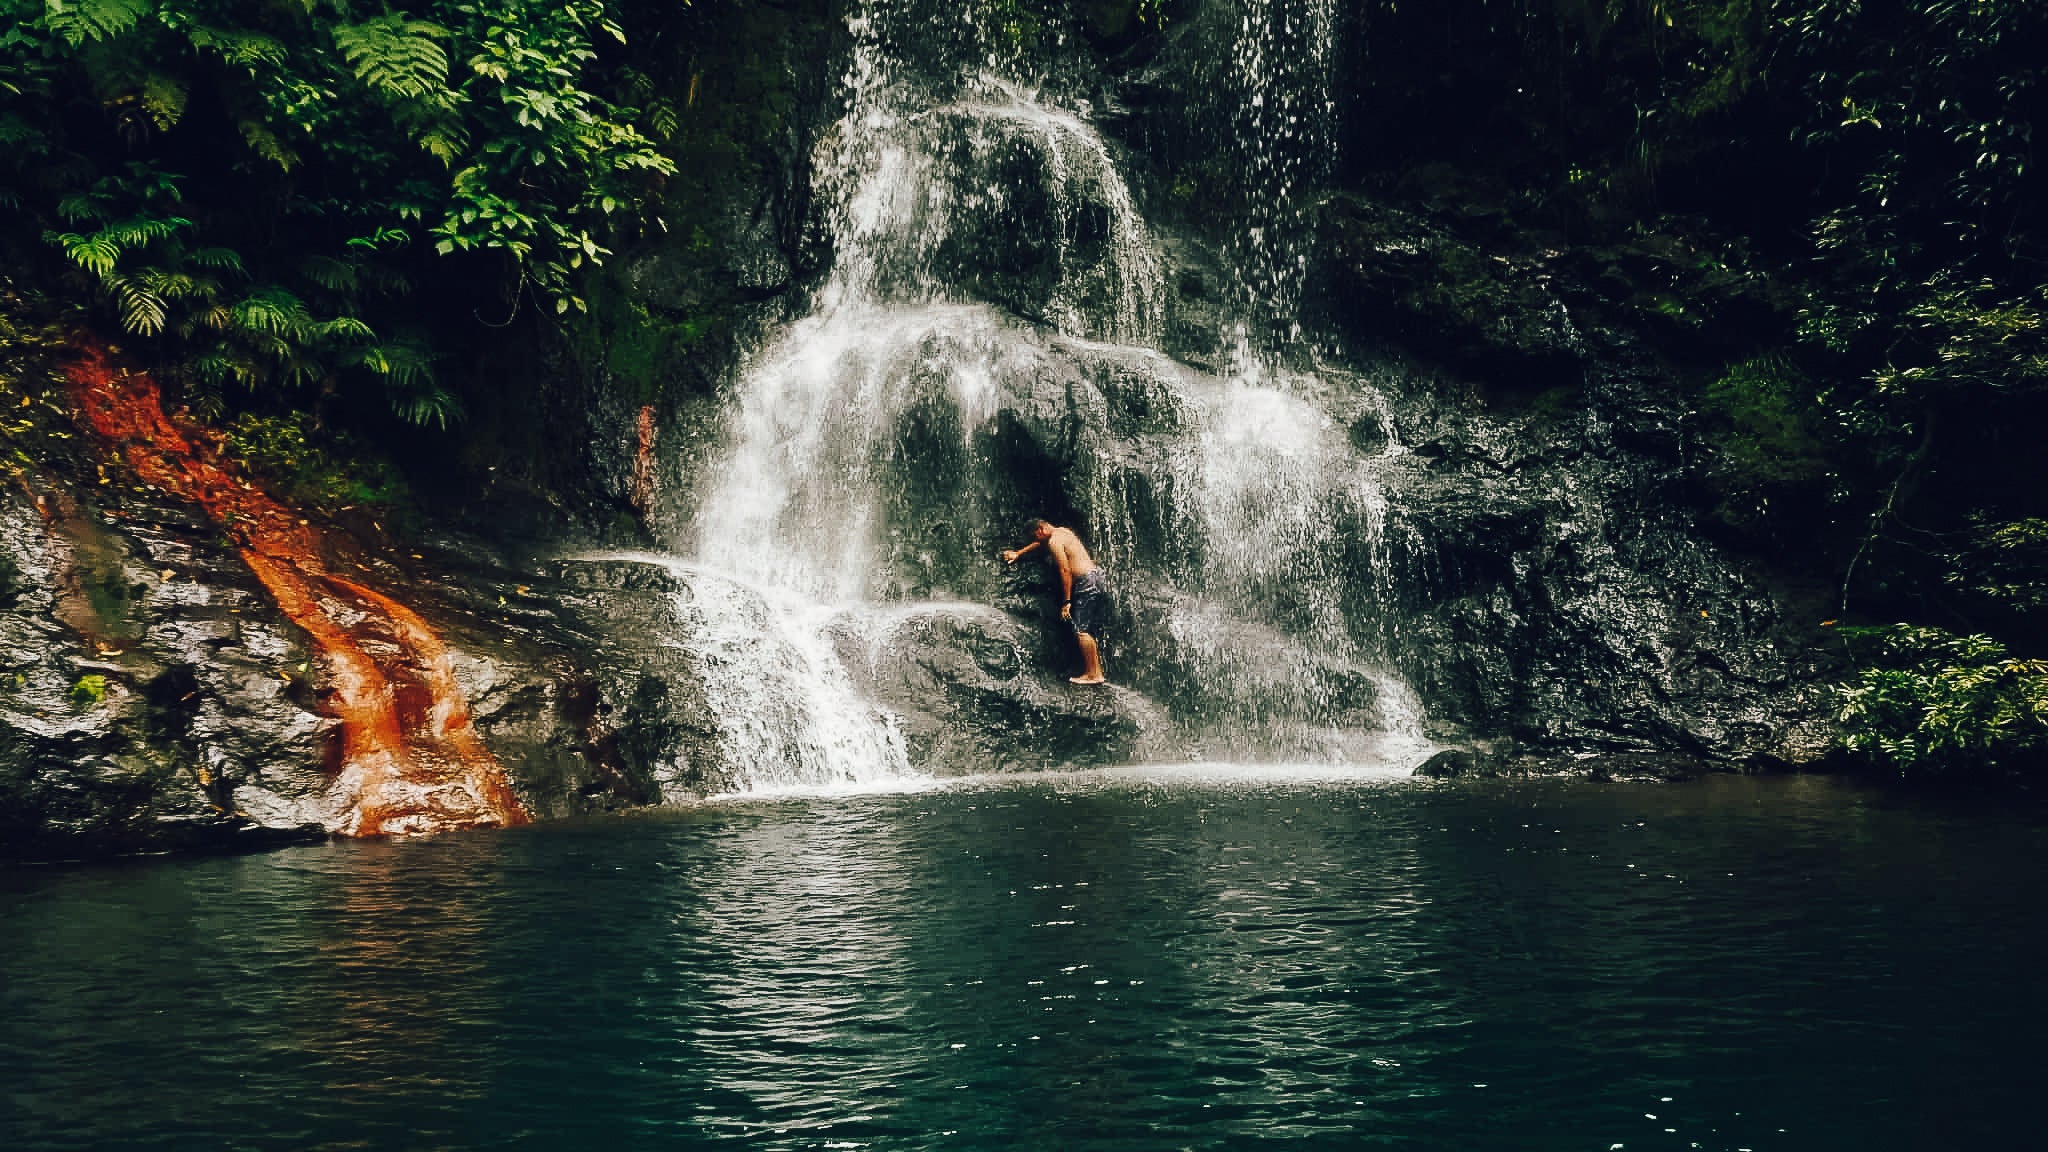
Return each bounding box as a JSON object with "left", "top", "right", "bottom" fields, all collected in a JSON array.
[
  {"left": 1150, "top": 0, "right": 1427, "bottom": 758},
  {"left": 1225, "top": 0, "right": 1340, "bottom": 343},
  {"left": 636, "top": 0, "right": 1432, "bottom": 791}
]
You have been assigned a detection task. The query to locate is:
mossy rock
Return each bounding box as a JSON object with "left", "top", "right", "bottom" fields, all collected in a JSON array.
[{"left": 1316, "top": 194, "right": 1583, "bottom": 381}]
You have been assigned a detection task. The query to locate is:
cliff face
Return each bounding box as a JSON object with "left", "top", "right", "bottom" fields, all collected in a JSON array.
[
  {"left": 1117, "top": 4, "right": 1843, "bottom": 767},
  {"left": 0, "top": 323, "right": 331, "bottom": 858},
  {"left": 1305, "top": 197, "right": 1844, "bottom": 768},
  {"left": 0, "top": 2, "right": 1869, "bottom": 859},
  {"left": 0, "top": 324, "right": 737, "bottom": 861},
  {"left": 0, "top": 2, "right": 852, "bottom": 860},
  {"left": 0, "top": 437, "right": 332, "bottom": 857}
]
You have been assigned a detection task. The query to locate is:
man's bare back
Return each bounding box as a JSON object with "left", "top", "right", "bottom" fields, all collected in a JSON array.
[{"left": 1046, "top": 527, "right": 1095, "bottom": 578}]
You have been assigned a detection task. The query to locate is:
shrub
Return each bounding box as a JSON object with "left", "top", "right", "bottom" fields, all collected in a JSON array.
[
  {"left": 221, "top": 412, "right": 409, "bottom": 514},
  {"left": 1834, "top": 625, "right": 2048, "bottom": 777}
]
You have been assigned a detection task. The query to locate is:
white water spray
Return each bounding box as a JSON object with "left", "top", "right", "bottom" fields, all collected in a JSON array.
[{"left": 648, "top": 0, "right": 1430, "bottom": 791}]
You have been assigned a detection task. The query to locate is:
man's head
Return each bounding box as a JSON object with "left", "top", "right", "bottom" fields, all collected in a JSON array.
[{"left": 1028, "top": 518, "right": 1054, "bottom": 542}]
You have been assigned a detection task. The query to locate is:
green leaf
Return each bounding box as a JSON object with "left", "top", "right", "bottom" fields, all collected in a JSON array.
[
  {"left": 44, "top": 0, "right": 151, "bottom": 47},
  {"left": 107, "top": 274, "right": 167, "bottom": 334},
  {"left": 49, "top": 231, "right": 120, "bottom": 276},
  {"left": 334, "top": 15, "right": 454, "bottom": 103}
]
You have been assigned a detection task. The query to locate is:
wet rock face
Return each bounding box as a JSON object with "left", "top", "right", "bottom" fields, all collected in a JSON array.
[
  {"left": 1415, "top": 748, "right": 1708, "bottom": 783},
  {"left": 837, "top": 604, "right": 1172, "bottom": 774},
  {"left": 1315, "top": 244, "right": 1845, "bottom": 765},
  {"left": 532, "top": 556, "right": 729, "bottom": 802},
  {"left": 1311, "top": 196, "right": 1588, "bottom": 383},
  {"left": 0, "top": 411, "right": 723, "bottom": 860},
  {"left": 0, "top": 471, "right": 332, "bottom": 861}
]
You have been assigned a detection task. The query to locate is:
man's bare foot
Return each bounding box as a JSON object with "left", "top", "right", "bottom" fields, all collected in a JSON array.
[{"left": 1069, "top": 675, "right": 1107, "bottom": 686}]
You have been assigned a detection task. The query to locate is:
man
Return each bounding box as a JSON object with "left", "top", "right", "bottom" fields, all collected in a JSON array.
[{"left": 1002, "top": 518, "right": 1108, "bottom": 685}]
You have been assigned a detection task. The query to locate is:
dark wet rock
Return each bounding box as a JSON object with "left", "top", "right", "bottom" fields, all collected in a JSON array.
[
  {"left": 0, "top": 467, "right": 336, "bottom": 862},
  {"left": 407, "top": 549, "right": 731, "bottom": 808},
  {"left": 917, "top": 101, "right": 1159, "bottom": 341},
  {"left": 1078, "top": 0, "right": 1150, "bottom": 44},
  {"left": 0, "top": 435, "right": 733, "bottom": 861},
  {"left": 1574, "top": 753, "right": 1707, "bottom": 783},
  {"left": 1741, "top": 715, "right": 1849, "bottom": 773},
  {"left": 1416, "top": 747, "right": 1706, "bottom": 783},
  {"left": 1414, "top": 749, "right": 1498, "bottom": 779},
  {"left": 838, "top": 604, "right": 1174, "bottom": 774},
  {"left": 1157, "top": 236, "right": 1229, "bottom": 369},
  {"left": 1312, "top": 195, "right": 1588, "bottom": 383},
  {"left": 1358, "top": 328, "right": 1842, "bottom": 767}
]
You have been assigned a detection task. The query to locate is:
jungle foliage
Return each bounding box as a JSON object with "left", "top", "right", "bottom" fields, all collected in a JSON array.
[
  {"left": 1341, "top": 0, "right": 2048, "bottom": 775},
  {"left": 0, "top": 0, "right": 674, "bottom": 425},
  {"left": 1835, "top": 626, "right": 2048, "bottom": 778}
]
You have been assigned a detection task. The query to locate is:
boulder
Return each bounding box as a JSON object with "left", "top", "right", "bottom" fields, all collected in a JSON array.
[{"left": 837, "top": 603, "right": 1175, "bottom": 775}]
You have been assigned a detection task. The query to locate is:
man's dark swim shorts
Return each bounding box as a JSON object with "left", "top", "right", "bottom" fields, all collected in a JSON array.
[{"left": 1070, "top": 568, "right": 1108, "bottom": 639}]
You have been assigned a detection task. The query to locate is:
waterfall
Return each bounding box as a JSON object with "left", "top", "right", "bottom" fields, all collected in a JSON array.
[
  {"left": 644, "top": 0, "right": 1431, "bottom": 792},
  {"left": 1225, "top": 0, "right": 1341, "bottom": 342}
]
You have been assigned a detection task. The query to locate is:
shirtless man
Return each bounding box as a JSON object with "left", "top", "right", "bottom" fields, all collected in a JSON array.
[{"left": 1002, "top": 519, "right": 1108, "bottom": 685}]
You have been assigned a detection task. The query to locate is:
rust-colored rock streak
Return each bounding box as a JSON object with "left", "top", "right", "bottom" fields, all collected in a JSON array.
[
  {"left": 629, "top": 403, "right": 658, "bottom": 518},
  {"left": 67, "top": 347, "right": 527, "bottom": 836}
]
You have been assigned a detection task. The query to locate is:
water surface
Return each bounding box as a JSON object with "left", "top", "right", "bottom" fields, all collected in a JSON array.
[{"left": 3, "top": 770, "right": 2043, "bottom": 1151}]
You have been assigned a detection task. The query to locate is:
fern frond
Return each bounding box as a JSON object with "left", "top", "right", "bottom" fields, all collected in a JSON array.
[
  {"left": 0, "top": 113, "right": 49, "bottom": 151},
  {"left": 45, "top": 0, "right": 151, "bottom": 47},
  {"left": 389, "top": 382, "right": 462, "bottom": 429},
  {"left": 237, "top": 119, "right": 299, "bottom": 171},
  {"left": 102, "top": 215, "right": 190, "bottom": 248},
  {"left": 189, "top": 352, "right": 256, "bottom": 388},
  {"left": 645, "top": 99, "right": 679, "bottom": 142},
  {"left": 383, "top": 97, "right": 469, "bottom": 164},
  {"left": 614, "top": 68, "right": 654, "bottom": 103},
  {"left": 300, "top": 253, "right": 359, "bottom": 292},
  {"left": 138, "top": 71, "right": 187, "bottom": 130},
  {"left": 359, "top": 340, "right": 434, "bottom": 391},
  {"left": 314, "top": 315, "right": 375, "bottom": 343},
  {"left": 55, "top": 193, "right": 104, "bottom": 223},
  {"left": 334, "top": 15, "right": 454, "bottom": 102},
  {"left": 116, "top": 163, "right": 183, "bottom": 203},
  {"left": 188, "top": 247, "right": 245, "bottom": 274},
  {"left": 132, "top": 267, "right": 199, "bottom": 301},
  {"left": 104, "top": 273, "right": 167, "bottom": 334},
  {"left": 187, "top": 27, "right": 288, "bottom": 68},
  {"left": 250, "top": 331, "right": 294, "bottom": 362},
  {"left": 232, "top": 288, "right": 311, "bottom": 338},
  {"left": 48, "top": 230, "right": 121, "bottom": 276},
  {"left": 273, "top": 351, "right": 324, "bottom": 388}
]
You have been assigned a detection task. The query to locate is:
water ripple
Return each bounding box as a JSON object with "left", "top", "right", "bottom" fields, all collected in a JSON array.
[{"left": 3, "top": 774, "right": 2046, "bottom": 1151}]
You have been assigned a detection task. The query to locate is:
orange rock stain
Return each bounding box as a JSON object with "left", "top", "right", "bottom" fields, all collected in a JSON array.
[
  {"left": 630, "top": 403, "right": 658, "bottom": 519},
  {"left": 66, "top": 345, "right": 527, "bottom": 836}
]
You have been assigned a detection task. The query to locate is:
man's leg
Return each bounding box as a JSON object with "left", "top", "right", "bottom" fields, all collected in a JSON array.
[{"left": 1072, "top": 631, "right": 1106, "bottom": 685}]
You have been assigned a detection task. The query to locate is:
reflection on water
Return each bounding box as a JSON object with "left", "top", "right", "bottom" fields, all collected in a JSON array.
[
  {"left": 3, "top": 772, "right": 2046, "bottom": 1151},
  {"left": 302, "top": 845, "right": 500, "bottom": 1145}
]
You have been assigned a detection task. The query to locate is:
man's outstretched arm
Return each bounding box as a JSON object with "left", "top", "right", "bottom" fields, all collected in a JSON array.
[{"left": 1001, "top": 540, "right": 1044, "bottom": 564}]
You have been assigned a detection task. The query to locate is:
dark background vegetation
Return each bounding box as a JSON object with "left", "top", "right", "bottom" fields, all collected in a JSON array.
[
  {"left": 1325, "top": 0, "right": 2048, "bottom": 775},
  {"left": 3, "top": 0, "right": 2044, "bottom": 776}
]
